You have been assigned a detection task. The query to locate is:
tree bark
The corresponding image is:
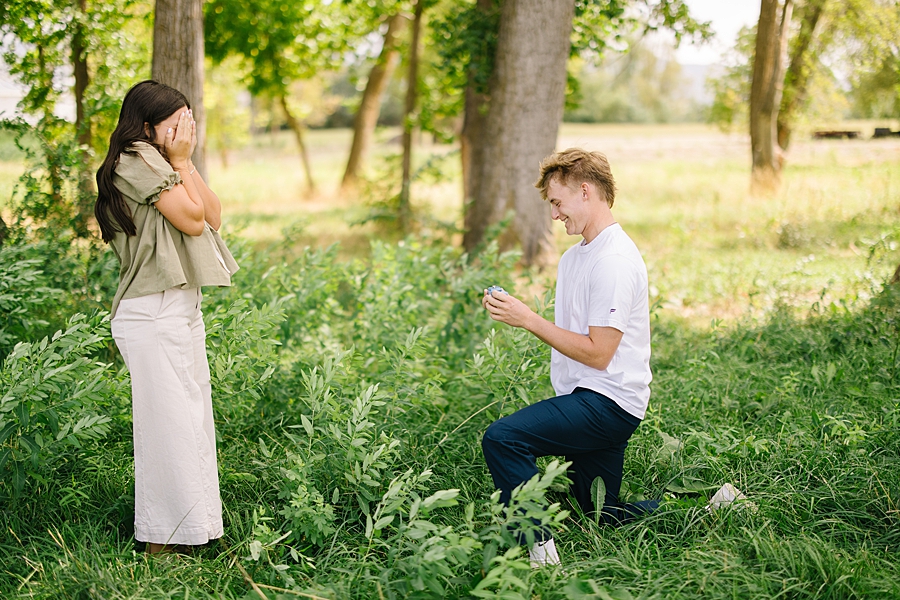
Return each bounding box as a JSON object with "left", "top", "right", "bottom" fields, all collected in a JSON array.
[
  {"left": 749, "top": 0, "right": 793, "bottom": 195},
  {"left": 398, "top": 0, "right": 424, "bottom": 231},
  {"left": 777, "top": 0, "right": 827, "bottom": 151},
  {"left": 72, "top": 0, "right": 90, "bottom": 150},
  {"left": 463, "top": 0, "right": 575, "bottom": 266},
  {"left": 71, "top": 0, "right": 93, "bottom": 237},
  {"left": 36, "top": 44, "right": 66, "bottom": 214},
  {"left": 460, "top": 0, "right": 493, "bottom": 232},
  {"left": 341, "top": 14, "right": 406, "bottom": 190},
  {"left": 460, "top": 84, "right": 490, "bottom": 218},
  {"left": 152, "top": 0, "right": 206, "bottom": 178},
  {"left": 280, "top": 93, "right": 316, "bottom": 194}
]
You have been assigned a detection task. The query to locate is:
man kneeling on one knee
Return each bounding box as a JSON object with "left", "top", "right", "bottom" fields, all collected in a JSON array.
[{"left": 481, "top": 148, "right": 655, "bottom": 567}]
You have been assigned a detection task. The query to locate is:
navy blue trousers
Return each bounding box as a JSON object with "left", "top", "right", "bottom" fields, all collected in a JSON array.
[{"left": 482, "top": 387, "right": 641, "bottom": 521}]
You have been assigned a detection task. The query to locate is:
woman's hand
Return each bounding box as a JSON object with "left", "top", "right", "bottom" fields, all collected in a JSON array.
[
  {"left": 188, "top": 110, "right": 197, "bottom": 159},
  {"left": 163, "top": 110, "right": 195, "bottom": 169}
]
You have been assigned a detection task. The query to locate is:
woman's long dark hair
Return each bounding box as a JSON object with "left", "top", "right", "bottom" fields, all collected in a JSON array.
[{"left": 95, "top": 80, "right": 190, "bottom": 243}]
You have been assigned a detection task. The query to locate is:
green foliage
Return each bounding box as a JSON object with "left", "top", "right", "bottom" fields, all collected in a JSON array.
[
  {"left": 565, "top": 43, "right": 705, "bottom": 124},
  {"left": 1, "top": 226, "right": 899, "bottom": 596},
  {"left": 849, "top": 56, "right": 900, "bottom": 119},
  {"left": 203, "top": 297, "right": 284, "bottom": 419},
  {"left": 706, "top": 25, "right": 755, "bottom": 132},
  {"left": 204, "top": 57, "right": 253, "bottom": 163},
  {"left": 0, "top": 234, "right": 116, "bottom": 361},
  {"left": 204, "top": 0, "right": 370, "bottom": 98},
  {"left": 838, "top": 0, "right": 900, "bottom": 119},
  {"left": 0, "top": 0, "right": 150, "bottom": 237},
  {"left": 1, "top": 116, "right": 89, "bottom": 235},
  {"left": 0, "top": 313, "right": 122, "bottom": 499},
  {"left": 422, "top": 0, "right": 711, "bottom": 138},
  {"left": 423, "top": 0, "right": 500, "bottom": 137},
  {"left": 0, "top": 242, "right": 61, "bottom": 360}
]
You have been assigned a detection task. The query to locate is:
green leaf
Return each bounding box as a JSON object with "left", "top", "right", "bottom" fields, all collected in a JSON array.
[
  {"left": 300, "top": 413, "right": 314, "bottom": 437},
  {"left": 666, "top": 476, "right": 718, "bottom": 494},
  {"left": 591, "top": 476, "right": 607, "bottom": 521},
  {"left": 373, "top": 514, "right": 394, "bottom": 530},
  {"left": 658, "top": 431, "right": 682, "bottom": 460}
]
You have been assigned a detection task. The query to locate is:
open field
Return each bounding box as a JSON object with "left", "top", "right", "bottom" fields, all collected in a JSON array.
[{"left": 199, "top": 122, "right": 900, "bottom": 325}]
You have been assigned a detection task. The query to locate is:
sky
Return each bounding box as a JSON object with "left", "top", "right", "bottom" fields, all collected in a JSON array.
[{"left": 674, "top": 0, "right": 761, "bottom": 65}]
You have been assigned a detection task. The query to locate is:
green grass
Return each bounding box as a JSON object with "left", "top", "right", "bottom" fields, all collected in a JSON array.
[{"left": 1, "top": 122, "right": 900, "bottom": 598}]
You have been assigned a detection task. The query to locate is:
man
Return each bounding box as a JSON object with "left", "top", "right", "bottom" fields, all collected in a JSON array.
[{"left": 481, "top": 148, "right": 653, "bottom": 567}]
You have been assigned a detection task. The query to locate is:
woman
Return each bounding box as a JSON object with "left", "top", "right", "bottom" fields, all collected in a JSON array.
[{"left": 95, "top": 80, "right": 239, "bottom": 553}]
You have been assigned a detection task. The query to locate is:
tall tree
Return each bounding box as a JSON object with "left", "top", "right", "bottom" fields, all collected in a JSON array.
[
  {"left": 463, "top": 0, "right": 576, "bottom": 266},
  {"left": 398, "top": 0, "right": 425, "bottom": 231},
  {"left": 711, "top": 0, "right": 899, "bottom": 143},
  {"left": 749, "top": 0, "right": 793, "bottom": 195},
  {"left": 71, "top": 0, "right": 93, "bottom": 233},
  {"left": 279, "top": 93, "right": 316, "bottom": 192},
  {"left": 458, "top": 0, "right": 497, "bottom": 230},
  {"left": 205, "top": 0, "right": 359, "bottom": 194},
  {"left": 449, "top": 0, "right": 709, "bottom": 264},
  {"left": 152, "top": 0, "right": 207, "bottom": 178},
  {"left": 0, "top": 0, "right": 148, "bottom": 237},
  {"left": 341, "top": 13, "right": 407, "bottom": 190},
  {"left": 776, "top": 0, "right": 827, "bottom": 150}
]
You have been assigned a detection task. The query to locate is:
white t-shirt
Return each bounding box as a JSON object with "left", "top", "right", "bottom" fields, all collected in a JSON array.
[{"left": 551, "top": 223, "right": 652, "bottom": 419}]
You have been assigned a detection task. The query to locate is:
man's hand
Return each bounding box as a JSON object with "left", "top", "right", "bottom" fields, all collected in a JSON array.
[
  {"left": 482, "top": 290, "right": 535, "bottom": 329},
  {"left": 481, "top": 288, "right": 624, "bottom": 371}
]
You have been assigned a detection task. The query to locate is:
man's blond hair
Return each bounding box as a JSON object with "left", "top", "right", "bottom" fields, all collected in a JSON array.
[{"left": 534, "top": 148, "right": 617, "bottom": 208}]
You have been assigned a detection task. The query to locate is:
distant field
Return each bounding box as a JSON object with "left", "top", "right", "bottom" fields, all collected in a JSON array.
[
  {"left": 2, "top": 122, "right": 898, "bottom": 326},
  {"left": 204, "top": 122, "right": 900, "bottom": 327}
]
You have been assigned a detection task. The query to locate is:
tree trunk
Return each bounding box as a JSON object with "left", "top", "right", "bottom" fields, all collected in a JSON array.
[
  {"left": 152, "top": 0, "right": 206, "bottom": 178},
  {"left": 71, "top": 0, "right": 93, "bottom": 237},
  {"left": 463, "top": 0, "right": 575, "bottom": 266},
  {"left": 777, "top": 0, "right": 827, "bottom": 151},
  {"left": 35, "top": 45, "right": 65, "bottom": 213},
  {"left": 749, "top": 0, "right": 793, "bottom": 195},
  {"left": 460, "top": 0, "right": 493, "bottom": 236},
  {"left": 280, "top": 93, "right": 316, "bottom": 194},
  {"left": 341, "top": 14, "right": 406, "bottom": 190},
  {"left": 398, "top": 0, "right": 424, "bottom": 231},
  {"left": 459, "top": 85, "right": 490, "bottom": 213}
]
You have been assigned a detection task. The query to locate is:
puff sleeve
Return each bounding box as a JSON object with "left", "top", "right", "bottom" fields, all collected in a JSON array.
[{"left": 114, "top": 141, "right": 183, "bottom": 205}]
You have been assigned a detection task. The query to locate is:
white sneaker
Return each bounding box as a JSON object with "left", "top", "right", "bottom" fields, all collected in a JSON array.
[{"left": 529, "top": 538, "right": 561, "bottom": 568}]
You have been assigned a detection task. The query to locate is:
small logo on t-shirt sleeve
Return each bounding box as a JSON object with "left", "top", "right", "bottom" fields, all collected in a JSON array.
[{"left": 610, "top": 308, "right": 617, "bottom": 313}]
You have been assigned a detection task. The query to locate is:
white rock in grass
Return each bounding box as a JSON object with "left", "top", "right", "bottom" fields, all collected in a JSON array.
[{"left": 708, "top": 483, "right": 757, "bottom": 512}]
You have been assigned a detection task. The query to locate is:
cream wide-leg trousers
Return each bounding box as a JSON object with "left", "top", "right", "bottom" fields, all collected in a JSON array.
[{"left": 111, "top": 287, "right": 223, "bottom": 545}]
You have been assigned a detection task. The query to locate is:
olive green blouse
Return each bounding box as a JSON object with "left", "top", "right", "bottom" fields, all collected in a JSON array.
[{"left": 108, "top": 141, "right": 239, "bottom": 318}]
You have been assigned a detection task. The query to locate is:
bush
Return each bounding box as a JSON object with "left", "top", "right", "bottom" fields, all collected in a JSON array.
[
  {"left": 0, "top": 313, "right": 123, "bottom": 499},
  {"left": 2, "top": 229, "right": 900, "bottom": 598}
]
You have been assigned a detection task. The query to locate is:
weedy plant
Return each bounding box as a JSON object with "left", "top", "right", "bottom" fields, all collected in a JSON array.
[
  {"left": 1, "top": 221, "right": 899, "bottom": 598},
  {"left": 0, "top": 313, "right": 120, "bottom": 498}
]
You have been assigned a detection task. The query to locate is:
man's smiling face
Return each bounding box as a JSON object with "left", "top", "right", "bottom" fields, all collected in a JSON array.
[{"left": 547, "top": 177, "right": 586, "bottom": 237}]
